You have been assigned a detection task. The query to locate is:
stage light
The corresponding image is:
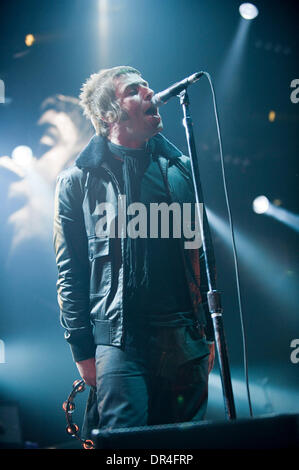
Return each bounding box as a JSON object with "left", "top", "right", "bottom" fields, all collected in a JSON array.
[
  {"left": 11, "top": 145, "right": 33, "bottom": 168},
  {"left": 0, "top": 339, "right": 5, "bottom": 364},
  {"left": 268, "top": 110, "right": 276, "bottom": 122},
  {"left": 239, "top": 3, "right": 259, "bottom": 20},
  {"left": 252, "top": 196, "right": 269, "bottom": 214},
  {"left": 217, "top": 8, "right": 251, "bottom": 102},
  {"left": 99, "top": 0, "right": 109, "bottom": 64},
  {"left": 252, "top": 197, "right": 299, "bottom": 232},
  {"left": 25, "top": 34, "right": 35, "bottom": 47}
]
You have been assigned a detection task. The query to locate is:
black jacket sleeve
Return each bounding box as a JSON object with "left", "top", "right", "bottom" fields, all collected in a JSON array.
[{"left": 53, "top": 169, "right": 95, "bottom": 362}]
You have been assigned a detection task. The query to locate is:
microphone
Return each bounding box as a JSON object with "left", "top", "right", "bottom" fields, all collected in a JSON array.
[{"left": 152, "top": 72, "right": 204, "bottom": 107}]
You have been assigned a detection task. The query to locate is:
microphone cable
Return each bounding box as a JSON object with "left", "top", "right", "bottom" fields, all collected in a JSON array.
[{"left": 201, "top": 71, "right": 253, "bottom": 417}]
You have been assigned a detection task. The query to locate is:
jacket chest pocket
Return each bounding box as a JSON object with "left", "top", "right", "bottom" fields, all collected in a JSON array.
[{"left": 88, "top": 236, "right": 111, "bottom": 297}]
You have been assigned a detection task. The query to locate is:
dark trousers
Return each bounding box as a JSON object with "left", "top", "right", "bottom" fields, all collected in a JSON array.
[{"left": 81, "top": 324, "right": 210, "bottom": 438}]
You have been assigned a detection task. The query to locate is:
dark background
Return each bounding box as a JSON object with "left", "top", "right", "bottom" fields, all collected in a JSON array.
[{"left": 0, "top": 0, "right": 298, "bottom": 448}]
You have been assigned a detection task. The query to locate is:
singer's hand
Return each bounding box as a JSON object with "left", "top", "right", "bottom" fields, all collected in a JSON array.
[{"left": 76, "top": 357, "right": 96, "bottom": 387}]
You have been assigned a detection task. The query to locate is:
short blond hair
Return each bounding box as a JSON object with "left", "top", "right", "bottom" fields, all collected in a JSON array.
[{"left": 79, "top": 66, "right": 141, "bottom": 136}]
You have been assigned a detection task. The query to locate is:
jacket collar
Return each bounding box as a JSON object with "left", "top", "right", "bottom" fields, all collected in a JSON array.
[{"left": 75, "top": 133, "right": 182, "bottom": 170}]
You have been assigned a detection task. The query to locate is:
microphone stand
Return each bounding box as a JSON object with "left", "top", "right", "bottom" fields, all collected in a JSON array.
[{"left": 179, "top": 89, "right": 236, "bottom": 420}]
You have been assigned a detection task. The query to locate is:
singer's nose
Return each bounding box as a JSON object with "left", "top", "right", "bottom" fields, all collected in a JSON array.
[{"left": 144, "top": 86, "right": 154, "bottom": 101}]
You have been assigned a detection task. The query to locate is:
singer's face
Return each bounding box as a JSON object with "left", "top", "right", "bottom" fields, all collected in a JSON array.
[{"left": 112, "top": 73, "right": 163, "bottom": 144}]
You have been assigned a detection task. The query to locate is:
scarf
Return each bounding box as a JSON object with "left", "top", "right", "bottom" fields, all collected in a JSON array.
[{"left": 107, "top": 140, "right": 151, "bottom": 299}]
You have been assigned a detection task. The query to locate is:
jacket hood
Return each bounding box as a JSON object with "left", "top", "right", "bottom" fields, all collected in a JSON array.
[{"left": 75, "top": 133, "right": 182, "bottom": 170}]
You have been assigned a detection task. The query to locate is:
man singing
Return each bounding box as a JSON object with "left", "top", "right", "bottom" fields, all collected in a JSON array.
[{"left": 53, "top": 66, "right": 215, "bottom": 437}]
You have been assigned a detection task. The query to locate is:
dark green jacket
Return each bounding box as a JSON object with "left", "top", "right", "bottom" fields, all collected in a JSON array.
[{"left": 53, "top": 133, "right": 215, "bottom": 362}]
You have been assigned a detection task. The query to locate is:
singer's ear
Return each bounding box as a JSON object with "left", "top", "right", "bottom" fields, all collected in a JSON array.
[
  {"left": 100, "top": 110, "right": 117, "bottom": 124},
  {"left": 101, "top": 108, "right": 129, "bottom": 124}
]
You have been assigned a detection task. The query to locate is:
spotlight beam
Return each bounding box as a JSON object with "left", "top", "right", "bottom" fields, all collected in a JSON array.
[
  {"left": 206, "top": 208, "right": 297, "bottom": 311},
  {"left": 253, "top": 196, "right": 299, "bottom": 233},
  {"left": 267, "top": 205, "right": 299, "bottom": 233}
]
